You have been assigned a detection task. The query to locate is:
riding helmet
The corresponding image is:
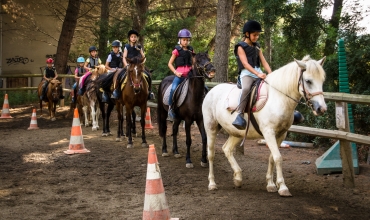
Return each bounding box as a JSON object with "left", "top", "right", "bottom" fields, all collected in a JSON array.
[
  {"left": 89, "top": 46, "right": 98, "bottom": 52},
  {"left": 243, "top": 20, "right": 263, "bottom": 34},
  {"left": 178, "top": 29, "right": 192, "bottom": 38},
  {"left": 111, "top": 40, "right": 121, "bottom": 47},
  {"left": 127, "top": 29, "right": 139, "bottom": 38},
  {"left": 77, "top": 57, "right": 85, "bottom": 63},
  {"left": 46, "top": 58, "right": 54, "bottom": 64}
]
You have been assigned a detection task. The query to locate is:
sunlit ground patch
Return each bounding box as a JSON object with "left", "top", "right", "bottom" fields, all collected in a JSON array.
[{"left": 22, "top": 152, "right": 54, "bottom": 164}]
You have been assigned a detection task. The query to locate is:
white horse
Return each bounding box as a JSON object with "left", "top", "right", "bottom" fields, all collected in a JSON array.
[{"left": 202, "top": 56, "right": 327, "bottom": 197}]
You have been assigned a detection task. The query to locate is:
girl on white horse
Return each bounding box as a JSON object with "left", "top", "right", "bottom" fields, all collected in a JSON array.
[{"left": 232, "top": 20, "right": 272, "bottom": 130}]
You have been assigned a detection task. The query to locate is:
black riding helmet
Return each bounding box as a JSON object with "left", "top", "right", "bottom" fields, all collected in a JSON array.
[
  {"left": 127, "top": 29, "right": 139, "bottom": 38},
  {"left": 111, "top": 40, "right": 121, "bottom": 47},
  {"left": 89, "top": 46, "right": 98, "bottom": 52},
  {"left": 243, "top": 20, "right": 263, "bottom": 34}
]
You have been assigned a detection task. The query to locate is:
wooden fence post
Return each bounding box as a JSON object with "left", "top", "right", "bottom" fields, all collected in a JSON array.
[{"left": 336, "top": 101, "right": 355, "bottom": 188}]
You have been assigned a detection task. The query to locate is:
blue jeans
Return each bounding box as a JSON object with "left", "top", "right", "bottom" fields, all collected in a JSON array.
[{"left": 168, "top": 76, "right": 185, "bottom": 106}]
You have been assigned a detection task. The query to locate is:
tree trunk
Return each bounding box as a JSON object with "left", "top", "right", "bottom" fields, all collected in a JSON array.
[
  {"left": 132, "top": 0, "right": 149, "bottom": 45},
  {"left": 213, "top": 0, "right": 233, "bottom": 82},
  {"left": 323, "top": 0, "right": 343, "bottom": 56},
  {"left": 55, "top": 0, "right": 82, "bottom": 74},
  {"left": 99, "top": 0, "right": 110, "bottom": 62}
]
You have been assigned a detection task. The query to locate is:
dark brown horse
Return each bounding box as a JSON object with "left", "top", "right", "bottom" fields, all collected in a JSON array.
[
  {"left": 118, "top": 56, "right": 148, "bottom": 148},
  {"left": 94, "top": 65, "right": 136, "bottom": 140},
  {"left": 37, "top": 79, "right": 62, "bottom": 121},
  {"left": 157, "top": 52, "right": 216, "bottom": 168}
]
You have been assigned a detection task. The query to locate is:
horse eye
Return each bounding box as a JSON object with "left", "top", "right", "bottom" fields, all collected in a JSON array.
[{"left": 305, "top": 79, "right": 312, "bottom": 85}]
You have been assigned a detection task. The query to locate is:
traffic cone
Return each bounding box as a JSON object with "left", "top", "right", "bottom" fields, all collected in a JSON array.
[
  {"left": 64, "top": 108, "right": 90, "bottom": 154},
  {"left": 145, "top": 107, "right": 154, "bottom": 129},
  {"left": 0, "top": 94, "right": 13, "bottom": 118},
  {"left": 27, "top": 108, "right": 39, "bottom": 130},
  {"left": 143, "top": 144, "right": 172, "bottom": 220}
]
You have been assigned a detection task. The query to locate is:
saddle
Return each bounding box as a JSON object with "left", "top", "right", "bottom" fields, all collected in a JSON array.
[
  {"left": 163, "top": 78, "right": 189, "bottom": 108},
  {"left": 225, "top": 79, "right": 269, "bottom": 113}
]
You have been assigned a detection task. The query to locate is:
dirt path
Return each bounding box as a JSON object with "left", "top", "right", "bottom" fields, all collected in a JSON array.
[{"left": 0, "top": 105, "right": 369, "bottom": 219}]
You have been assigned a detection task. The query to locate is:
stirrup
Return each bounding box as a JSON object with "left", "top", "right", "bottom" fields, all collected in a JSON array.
[
  {"left": 148, "top": 92, "right": 155, "bottom": 100},
  {"left": 167, "top": 108, "right": 176, "bottom": 121},
  {"left": 102, "top": 92, "right": 109, "bottom": 102}
]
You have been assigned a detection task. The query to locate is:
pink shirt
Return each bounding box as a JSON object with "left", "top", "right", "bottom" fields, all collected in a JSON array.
[{"left": 172, "top": 49, "right": 193, "bottom": 77}]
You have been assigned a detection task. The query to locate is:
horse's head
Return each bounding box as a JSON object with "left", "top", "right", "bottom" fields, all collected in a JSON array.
[
  {"left": 126, "top": 56, "right": 146, "bottom": 94},
  {"left": 49, "top": 79, "right": 62, "bottom": 101},
  {"left": 295, "top": 56, "right": 327, "bottom": 116},
  {"left": 193, "top": 52, "right": 216, "bottom": 79}
]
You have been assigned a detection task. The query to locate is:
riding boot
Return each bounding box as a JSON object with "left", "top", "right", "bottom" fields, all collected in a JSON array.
[
  {"left": 77, "top": 87, "right": 85, "bottom": 96},
  {"left": 293, "top": 110, "right": 304, "bottom": 124},
  {"left": 232, "top": 113, "right": 247, "bottom": 130},
  {"left": 40, "top": 81, "right": 47, "bottom": 100},
  {"left": 167, "top": 107, "right": 176, "bottom": 121},
  {"left": 102, "top": 91, "right": 109, "bottom": 103},
  {"left": 146, "top": 73, "right": 155, "bottom": 100},
  {"left": 71, "top": 89, "right": 75, "bottom": 103},
  {"left": 232, "top": 93, "right": 249, "bottom": 130}
]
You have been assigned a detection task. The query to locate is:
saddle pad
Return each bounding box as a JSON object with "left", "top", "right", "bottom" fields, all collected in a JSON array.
[
  {"left": 163, "top": 79, "right": 189, "bottom": 107},
  {"left": 225, "top": 81, "right": 269, "bottom": 112}
]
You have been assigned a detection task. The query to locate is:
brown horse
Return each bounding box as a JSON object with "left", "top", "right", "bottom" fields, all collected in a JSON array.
[
  {"left": 118, "top": 56, "right": 148, "bottom": 148},
  {"left": 37, "top": 79, "right": 62, "bottom": 121},
  {"left": 157, "top": 52, "right": 216, "bottom": 168}
]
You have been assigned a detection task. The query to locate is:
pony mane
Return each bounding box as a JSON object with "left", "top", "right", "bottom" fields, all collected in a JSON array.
[{"left": 265, "top": 55, "right": 326, "bottom": 97}]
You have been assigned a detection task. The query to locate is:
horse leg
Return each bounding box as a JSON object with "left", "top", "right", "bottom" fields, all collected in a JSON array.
[
  {"left": 116, "top": 104, "right": 123, "bottom": 142},
  {"left": 105, "top": 103, "right": 114, "bottom": 135},
  {"left": 184, "top": 119, "right": 193, "bottom": 168},
  {"left": 222, "top": 136, "right": 243, "bottom": 188},
  {"left": 95, "top": 103, "right": 100, "bottom": 130},
  {"left": 140, "top": 106, "right": 148, "bottom": 148},
  {"left": 126, "top": 107, "right": 134, "bottom": 148},
  {"left": 39, "top": 100, "right": 43, "bottom": 117},
  {"left": 131, "top": 111, "right": 137, "bottom": 136},
  {"left": 91, "top": 101, "right": 98, "bottom": 131},
  {"left": 100, "top": 103, "right": 109, "bottom": 136},
  {"left": 160, "top": 109, "right": 169, "bottom": 157},
  {"left": 196, "top": 119, "right": 208, "bottom": 167},
  {"left": 207, "top": 128, "right": 220, "bottom": 190},
  {"left": 51, "top": 102, "right": 57, "bottom": 121},
  {"left": 264, "top": 133, "right": 292, "bottom": 197},
  {"left": 172, "top": 118, "right": 182, "bottom": 158},
  {"left": 266, "top": 153, "right": 277, "bottom": 192},
  {"left": 82, "top": 105, "right": 89, "bottom": 127}
]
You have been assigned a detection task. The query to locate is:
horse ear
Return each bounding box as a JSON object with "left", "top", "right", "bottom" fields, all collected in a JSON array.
[
  {"left": 294, "top": 58, "right": 307, "bottom": 70},
  {"left": 141, "top": 57, "right": 146, "bottom": 64},
  {"left": 317, "top": 56, "right": 326, "bottom": 66}
]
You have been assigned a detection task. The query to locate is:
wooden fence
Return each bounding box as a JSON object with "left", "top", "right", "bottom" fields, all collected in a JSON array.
[{"left": 1, "top": 74, "right": 369, "bottom": 187}]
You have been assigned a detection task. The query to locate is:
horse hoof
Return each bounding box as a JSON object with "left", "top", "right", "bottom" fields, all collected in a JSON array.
[
  {"left": 186, "top": 163, "right": 194, "bottom": 168},
  {"left": 51, "top": 117, "right": 56, "bottom": 121},
  {"left": 92, "top": 127, "right": 97, "bottom": 131},
  {"left": 267, "top": 185, "right": 278, "bottom": 193},
  {"left": 208, "top": 184, "right": 218, "bottom": 191},
  {"left": 278, "top": 189, "right": 292, "bottom": 197},
  {"left": 101, "top": 133, "right": 108, "bottom": 137},
  {"left": 233, "top": 179, "right": 242, "bottom": 188},
  {"left": 174, "top": 154, "right": 182, "bottom": 158},
  {"left": 108, "top": 132, "right": 113, "bottom": 136},
  {"left": 115, "top": 138, "right": 122, "bottom": 142},
  {"left": 200, "top": 161, "right": 208, "bottom": 168},
  {"left": 127, "top": 144, "right": 134, "bottom": 148},
  {"left": 141, "top": 143, "right": 148, "bottom": 148},
  {"left": 162, "top": 153, "right": 169, "bottom": 157}
]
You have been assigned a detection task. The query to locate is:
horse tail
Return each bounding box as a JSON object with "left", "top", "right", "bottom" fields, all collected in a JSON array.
[{"left": 157, "top": 80, "right": 167, "bottom": 138}]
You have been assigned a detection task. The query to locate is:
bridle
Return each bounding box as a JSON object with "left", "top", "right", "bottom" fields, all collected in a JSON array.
[
  {"left": 264, "top": 67, "right": 323, "bottom": 109},
  {"left": 192, "top": 59, "right": 214, "bottom": 80},
  {"left": 129, "top": 66, "right": 143, "bottom": 94}
]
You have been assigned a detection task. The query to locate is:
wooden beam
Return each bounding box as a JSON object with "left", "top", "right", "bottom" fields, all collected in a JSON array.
[
  {"left": 288, "top": 125, "right": 370, "bottom": 145},
  {"left": 324, "top": 92, "right": 370, "bottom": 105}
]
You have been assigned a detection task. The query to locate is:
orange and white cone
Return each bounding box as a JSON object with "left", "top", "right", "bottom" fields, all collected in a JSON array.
[
  {"left": 143, "top": 144, "right": 172, "bottom": 220},
  {"left": 27, "top": 108, "right": 39, "bottom": 130},
  {"left": 145, "top": 107, "right": 154, "bottom": 129},
  {"left": 64, "top": 108, "right": 90, "bottom": 154},
  {"left": 0, "top": 94, "right": 13, "bottom": 118}
]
